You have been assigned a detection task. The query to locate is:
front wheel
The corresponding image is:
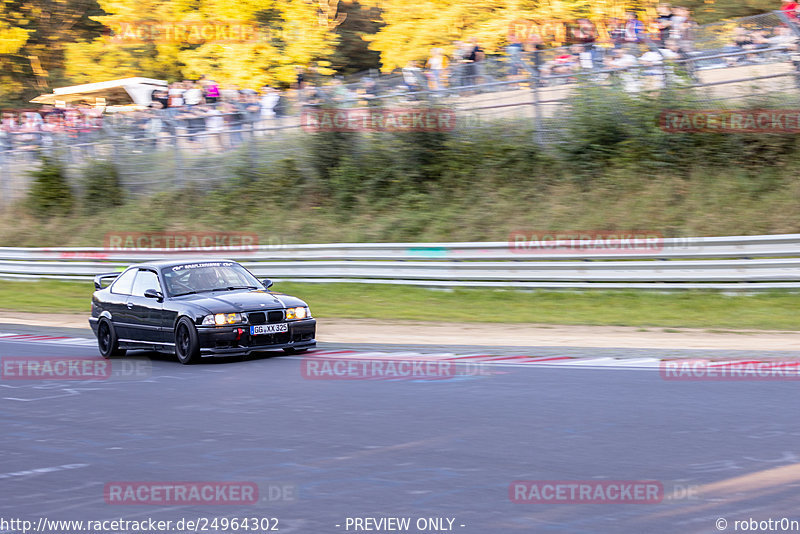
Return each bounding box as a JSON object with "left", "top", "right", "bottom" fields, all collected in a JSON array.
[
  {"left": 175, "top": 318, "right": 200, "bottom": 364},
  {"left": 97, "top": 319, "right": 126, "bottom": 359}
]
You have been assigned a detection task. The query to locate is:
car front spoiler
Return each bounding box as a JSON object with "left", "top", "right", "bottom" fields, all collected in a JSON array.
[{"left": 199, "top": 340, "right": 316, "bottom": 356}]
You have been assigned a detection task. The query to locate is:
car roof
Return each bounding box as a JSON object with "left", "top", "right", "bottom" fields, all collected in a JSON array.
[{"left": 126, "top": 259, "right": 239, "bottom": 271}]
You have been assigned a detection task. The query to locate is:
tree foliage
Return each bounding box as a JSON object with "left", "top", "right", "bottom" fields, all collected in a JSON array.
[
  {"left": 0, "top": 0, "right": 789, "bottom": 105},
  {"left": 63, "top": 0, "right": 341, "bottom": 87},
  {"left": 0, "top": 0, "right": 103, "bottom": 106}
]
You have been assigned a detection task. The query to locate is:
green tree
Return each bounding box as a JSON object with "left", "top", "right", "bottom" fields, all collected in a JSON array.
[{"left": 27, "top": 157, "right": 74, "bottom": 219}]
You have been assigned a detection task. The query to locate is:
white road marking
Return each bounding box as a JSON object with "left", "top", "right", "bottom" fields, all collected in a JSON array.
[{"left": 3, "top": 332, "right": 797, "bottom": 373}]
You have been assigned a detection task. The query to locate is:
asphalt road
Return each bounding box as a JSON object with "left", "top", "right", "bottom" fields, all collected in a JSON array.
[{"left": 2, "top": 326, "right": 800, "bottom": 534}]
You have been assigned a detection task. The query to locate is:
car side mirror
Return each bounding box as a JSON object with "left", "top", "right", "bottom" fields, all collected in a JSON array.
[
  {"left": 261, "top": 278, "right": 273, "bottom": 289},
  {"left": 144, "top": 289, "right": 164, "bottom": 301}
]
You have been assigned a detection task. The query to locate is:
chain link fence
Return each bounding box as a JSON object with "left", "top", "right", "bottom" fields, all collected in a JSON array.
[{"left": 3, "top": 11, "right": 800, "bottom": 209}]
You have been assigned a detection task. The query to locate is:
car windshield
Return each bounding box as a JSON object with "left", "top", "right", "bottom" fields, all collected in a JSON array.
[{"left": 162, "top": 262, "right": 262, "bottom": 296}]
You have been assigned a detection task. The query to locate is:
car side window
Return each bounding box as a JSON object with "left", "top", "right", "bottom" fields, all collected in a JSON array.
[
  {"left": 131, "top": 270, "right": 161, "bottom": 298},
  {"left": 110, "top": 268, "right": 138, "bottom": 295}
]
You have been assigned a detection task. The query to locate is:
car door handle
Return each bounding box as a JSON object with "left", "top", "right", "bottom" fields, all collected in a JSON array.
[{"left": 126, "top": 302, "right": 134, "bottom": 309}]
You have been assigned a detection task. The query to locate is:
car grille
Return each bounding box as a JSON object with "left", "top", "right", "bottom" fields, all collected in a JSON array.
[
  {"left": 247, "top": 310, "right": 284, "bottom": 325},
  {"left": 247, "top": 332, "right": 290, "bottom": 345}
]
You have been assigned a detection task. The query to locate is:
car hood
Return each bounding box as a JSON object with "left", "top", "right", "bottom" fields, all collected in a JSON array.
[{"left": 175, "top": 290, "right": 308, "bottom": 315}]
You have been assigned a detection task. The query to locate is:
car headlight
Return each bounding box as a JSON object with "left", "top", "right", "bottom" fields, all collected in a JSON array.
[
  {"left": 202, "top": 313, "right": 243, "bottom": 326},
  {"left": 285, "top": 307, "right": 310, "bottom": 320}
]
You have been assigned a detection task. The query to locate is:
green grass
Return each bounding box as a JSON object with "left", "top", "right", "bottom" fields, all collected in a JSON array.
[
  {"left": 0, "top": 280, "right": 93, "bottom": 314},
  {"left": 2, "top": 280, "right": 799, "bottom": 331}
]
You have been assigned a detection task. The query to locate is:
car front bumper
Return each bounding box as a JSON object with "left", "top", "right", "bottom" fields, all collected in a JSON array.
[{"left": 196, "top": 318, "right": 316, "bottom": 356}]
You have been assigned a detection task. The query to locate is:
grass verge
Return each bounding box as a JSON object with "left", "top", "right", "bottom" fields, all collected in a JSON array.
[{"left": 1, "top": 280, "right": 799, "bottom": 331}]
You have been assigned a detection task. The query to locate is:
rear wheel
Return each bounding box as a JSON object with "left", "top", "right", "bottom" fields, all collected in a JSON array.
[
  {"left": 97, "top": 319, "right": 126, "bottom": 359},
  {"left": 175, "top": 318, "right": 200, "bottom": 364}
]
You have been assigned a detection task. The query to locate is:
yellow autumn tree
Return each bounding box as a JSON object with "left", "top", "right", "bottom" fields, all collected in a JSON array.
[
  {"left": 0, "top": 16, "right": 29, "bottom": 101},
  {"left": 64, "top": 0, "right": 341, "bottom": 88},
  {"left": 364, "top": 0, "right": 658, "bottom": 72}
]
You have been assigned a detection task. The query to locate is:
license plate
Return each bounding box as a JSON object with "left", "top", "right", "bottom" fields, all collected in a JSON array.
[{"left": 250, "top": 323, "right": 288, "bottom": 335}]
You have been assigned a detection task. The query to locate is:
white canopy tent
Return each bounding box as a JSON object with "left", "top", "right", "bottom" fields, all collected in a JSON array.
[{"left": 31, "top": 77, "right": 168, "bottom": 109}]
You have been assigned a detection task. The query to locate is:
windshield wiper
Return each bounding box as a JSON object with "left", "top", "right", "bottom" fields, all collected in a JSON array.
[
  {"left": 172, "top": 290, "right": 198, "bottom": 297},
  {"left": 225, "top": 286, "right": 259, "bottom": 290}
]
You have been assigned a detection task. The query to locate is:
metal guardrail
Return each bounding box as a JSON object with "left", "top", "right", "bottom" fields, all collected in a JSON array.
[{"left": 1, "top": 234, "right": 800, "bottom": 289}]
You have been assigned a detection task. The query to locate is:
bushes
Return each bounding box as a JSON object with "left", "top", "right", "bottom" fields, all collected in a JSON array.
[
  {"left": 27, "top": 158, "right": 127, "bottom": 218},
  {"left": 82, "top": 160, "right": 124, "bottom": 212},
  {"left": 16, "top": 89, "right": 800, "bottom": 234},
  {"left": 26, "top": 157, "right": 74, "bottom": 219}
]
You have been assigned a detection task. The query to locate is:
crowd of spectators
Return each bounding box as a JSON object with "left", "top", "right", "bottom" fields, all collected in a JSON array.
[
  {"left": 3, "top": 3, "right": 799, "bottom": 154},
  {"left": 1, "top": 81, "right": 290, "bottom": 153},
  {"left": 1, "top": 105, "right": 103, "bottom": 152}
]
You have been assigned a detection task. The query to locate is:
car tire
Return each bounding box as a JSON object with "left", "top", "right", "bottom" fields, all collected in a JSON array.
[
  {"left": 175, "top": 318, "right": 201, "bottom": 365},
  {"left": 282, "top": 347, "right": 308, "bottom": 355},
  {"left": 97, "top": 319, "right": 126, "bottom": 359}
]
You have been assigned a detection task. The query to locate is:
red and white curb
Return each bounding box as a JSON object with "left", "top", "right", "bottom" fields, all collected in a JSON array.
[
  {"left": 2, "top": 333, "right": 797, "bottom": 371},
  {"left": 299, "top": 350, "right": 799, "bottom": 371},
  {"left": 0, "top": 333, "right": 96, "bottom": 347}
]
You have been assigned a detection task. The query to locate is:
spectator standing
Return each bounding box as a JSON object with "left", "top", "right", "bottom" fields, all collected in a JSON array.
[
  {"left": 19, "top": 111, "right": 43, "bottom": 152},
  {"left": 204, "top": 104, "right": 225, "bottom": 149},
  {"left": 402, "top": 60, "right": 423, "bottom": 95},
  {"left": 152, "top": 89, "right": 169, "bottom": 109},
  {"left": 669, "top": 7, "right": 695, "bottom": 47},
  {"left": 466, "top": 37, "right": 485, "bottom": 86},
  {"left": 293, "top": 66, "right": 307, "bottom": 108},
  {"left": 259, "top": 86, "right": 280, "bottom": 123},
  {"left": 40, "top": 107, "right": 63, "bottom": 147},
  {"left": 451, "top": 41, "right": 469, "bottom": 88},
  {"left": 607, "top": 17, "right": 627, "bottom": 48},
  {"left": 506, "top": 35, "right": 524, "bottom": 77},
  {"left": 360, "top": 77, "right": 380, "bottom": 106},
  {"left": 294, "top": 66, "right": 306, "bottom": 90},
  {"left": 1, "top": 112, "right": 18, "bottom": 151},
  {"left": 623, "top": 12, "right": 645, "bottom": 45},
  {"left": 226, "top": 92, "right": 247, "bottom": 145},
  {"left": 202, "top": 77, "right": 220, "bottom": 104},
  {"left": 573, "top": 18, "right": 597, "bottom": 46},
  {"left": 168, "top": 82, "right": 185, "bottom": 109},
  {"left": 524, "top": 32, "right": 545, "bottom": 84},
  {"left": 426, "top": 47, "right": 447, "bottom": 90},
  {"left": 573, "top": 19, "right": 599, "bottom": 69},
  {"left": 183, "top": 82, "right": 204, "bottom": 107},
  {"left": 655, "top": 4, "right": 673, "bottom": 45}
]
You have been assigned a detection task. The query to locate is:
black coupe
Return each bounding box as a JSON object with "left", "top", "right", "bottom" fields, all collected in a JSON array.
[{"left": 89, "top": 260, "right": 316, "bottom": 363}]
